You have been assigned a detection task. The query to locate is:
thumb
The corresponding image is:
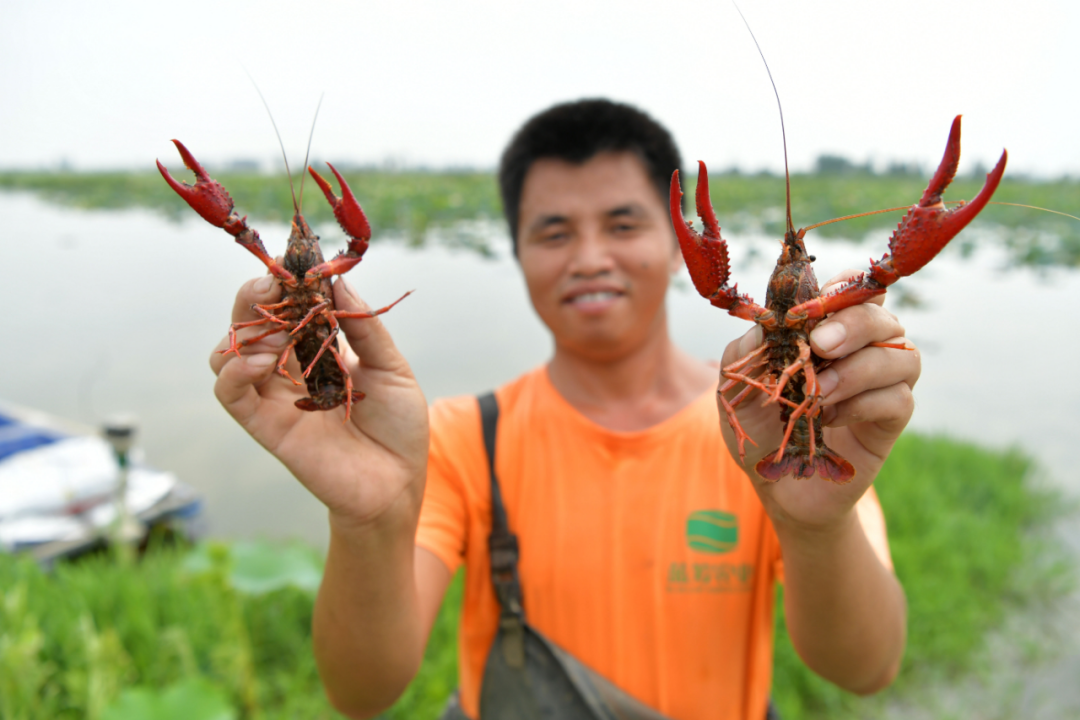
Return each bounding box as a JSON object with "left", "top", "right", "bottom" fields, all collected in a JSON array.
[
  {"left": 721, "top": 325, "right": 764, "bottom": 367},
  {"left": 333, "top": 277, "right": 412, "bottom": 374}
]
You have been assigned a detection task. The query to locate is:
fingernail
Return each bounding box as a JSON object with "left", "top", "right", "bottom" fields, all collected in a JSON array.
[
  {"left": 740, "top": 326, "right": 764, "bottom": 355},
  {"left": 245, "top": 353, "right": 276, "bottom": 368},
  {"left": 811, "top": 322, "right": 846, "bottom": 353},
  {"left": 817, "top": 368, "right": 839, "bottom": 398},
  {"left": 259, "top": 331, "right": 288, "bottom": 349},
  {"left": 340, "top": 278, "right": 360, "bottom": 302},
  {"left": 255, "top": 275, "right": 274, "bottom": 293}
]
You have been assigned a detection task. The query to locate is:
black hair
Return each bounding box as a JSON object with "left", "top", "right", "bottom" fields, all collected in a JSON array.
[{"left": 498, "top": 98, "right": 683, "bottom": 253}]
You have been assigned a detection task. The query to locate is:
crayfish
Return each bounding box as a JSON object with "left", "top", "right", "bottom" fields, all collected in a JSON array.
[
  {"left": 671, "top": 116, "right": 1007, "bottom": 483},
  {"left": 157, "top": 140, "right": 408, "bottom": 421}
]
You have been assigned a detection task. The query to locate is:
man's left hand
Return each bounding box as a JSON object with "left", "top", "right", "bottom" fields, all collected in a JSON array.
[{"left": 718, "top": 269, "right": 921, "bottom": 530}]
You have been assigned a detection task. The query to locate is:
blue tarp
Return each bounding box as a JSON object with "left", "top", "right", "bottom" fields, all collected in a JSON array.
[
  {"left": 0, "top": 412, "right": 65, "bottom": 462},
  {"left": 0, "top": 405, "right": 200, "bottom": 553}
]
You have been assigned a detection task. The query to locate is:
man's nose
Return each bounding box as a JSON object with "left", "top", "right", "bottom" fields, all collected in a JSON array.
[{"left": 568, "top": 226, "right": 615, "bottom": 276}]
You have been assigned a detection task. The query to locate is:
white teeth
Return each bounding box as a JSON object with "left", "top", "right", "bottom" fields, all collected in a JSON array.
[{"left": 572, "top": 291, "right": 618, "bottom": 303}]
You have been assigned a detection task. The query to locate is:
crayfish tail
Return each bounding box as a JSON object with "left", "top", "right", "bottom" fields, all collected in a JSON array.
[
  {"left": 755, "top": 450, "right": 806, "bottom": 482},
  {"left": 294, "top": 390, "right": 366, "bottom": 414},
  {"left": 755, "top": 446, "right": 855, "bottom": 484},
  {"left": 817, "top": 448, "right": 856, "bottom": 484},
  {"left": 294, "top": 397, "right": 323, "bottom": 412}
]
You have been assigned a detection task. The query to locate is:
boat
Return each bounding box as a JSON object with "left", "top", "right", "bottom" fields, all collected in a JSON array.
[{"left": 0, "top": 401, "right": 202, "bottom": 566}]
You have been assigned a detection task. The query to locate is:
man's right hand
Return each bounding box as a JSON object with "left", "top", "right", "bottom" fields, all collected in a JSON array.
[
  {"left": 211, "top": 274, "right": 447, "bottom": 718},
  {"left": 209, "top": 273, "right": 430, "bottom": 530}
]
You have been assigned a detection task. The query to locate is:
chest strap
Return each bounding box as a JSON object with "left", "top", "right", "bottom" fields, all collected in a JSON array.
[{"left": 479, "top": 392, "right": 526, "bottom": 668}]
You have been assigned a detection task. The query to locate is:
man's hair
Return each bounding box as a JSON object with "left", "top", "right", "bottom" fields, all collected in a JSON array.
[{"left": 498, "top": 98, "right": 683, "bottom": 253}]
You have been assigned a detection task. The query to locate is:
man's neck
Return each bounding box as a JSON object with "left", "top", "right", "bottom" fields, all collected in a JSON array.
[{"left": 546, "top": 318, "right": 716, "bottom": 432}]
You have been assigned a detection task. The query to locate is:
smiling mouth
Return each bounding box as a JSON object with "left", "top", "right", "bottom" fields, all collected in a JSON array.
[{"left": 566, "top": 290, "right": 622, "bottom": 304}]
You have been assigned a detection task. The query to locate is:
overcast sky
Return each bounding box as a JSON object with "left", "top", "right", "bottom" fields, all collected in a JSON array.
[{"left": 2, "top": 0, "right": 1076, "bottom": 176}]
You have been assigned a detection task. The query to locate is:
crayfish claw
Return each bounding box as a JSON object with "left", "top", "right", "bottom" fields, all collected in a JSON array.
[
  {"left": 671, "top": 165, "right": 768, "bottom": 322},
  {"left": 877, "top": 118, "right": 1007, "bottom": 281},
  {"left": 156, "top": 140, "right": 236, "bottom": 229},
  {"left": 309, "top": 163, "right": 372, "bottom": 248},
  {"left": 670, "top": 164, "right": 730, "bottom": 300},
  {"left": 305, "top": 163, "right": 372, "bottom": 279},
  {"left": 172, "top": 138, "right": 211, "bottom": 181},
  {"left": 919, "top": 115, "right": 963, "bottom": 207}
]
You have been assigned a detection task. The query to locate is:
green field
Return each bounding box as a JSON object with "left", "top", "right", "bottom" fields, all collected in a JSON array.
[
  {"left": 0, "top": 432, "right": 1072, "bottom": 720},
  {"left": 2, "top": 168, "right": 1077, "bottom": 266}
]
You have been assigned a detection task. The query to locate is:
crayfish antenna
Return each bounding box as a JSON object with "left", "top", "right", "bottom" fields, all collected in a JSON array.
[
  {"left": 244, "top": 68, "right": 299, "bottom": 215},
  {"left": 297, "top": 93, "right": 324, "bottom": 214},
  {"left": 734, "top": 2, "right": 795, "bottom": 240}
]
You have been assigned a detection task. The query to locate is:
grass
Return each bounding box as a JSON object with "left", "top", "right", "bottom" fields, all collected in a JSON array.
[
  {"left": 769, "top": 433, "right": 1073, "bottom": 719},
  {"left": 0, "top": 169, "right": 502, "bottom": 257},
  {"left": 1, "top": 168, "right": 1078, "bottom": 266},
  {"left": 0, "top": 433, "right": 1071, "bottom": 719},
  {"left": 0, "top": 540, "right": 463, "bottom": 720},
  {"left": 703, "top": 170, "right": 1080, "bottom": 268}
]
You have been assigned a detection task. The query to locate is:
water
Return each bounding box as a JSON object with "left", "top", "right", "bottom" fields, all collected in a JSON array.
[
  {"left": 3, "top": 192, "right": 1078, "bottom": 539},
  {"left": 4, "top": 192, "right": 1079, "bottom": 715}
]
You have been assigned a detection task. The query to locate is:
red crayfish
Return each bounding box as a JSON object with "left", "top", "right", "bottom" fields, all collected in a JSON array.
[
  {"left": 671, "top": 116, "right": 1007, "bottom": 483},
  {"left": 157, "top": 140, "right": 409, "bottom": 421}
]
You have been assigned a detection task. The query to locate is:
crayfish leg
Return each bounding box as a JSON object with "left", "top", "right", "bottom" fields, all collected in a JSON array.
[
  {"left": 718, "top": 383, "right": 759, "bottom": 463},
  {"left": 275, "top": 340, "right": 303, "bottom": 386},
  {"left": 768, "top": 339, "right": 812, "bottom": 405},
  {"left": 328, "top": 345, "right": 356, "bottom": 423},
  {"left": 303, "top": 315, "right": 341, "bottom": 380},
  {"left": 716, "top": 344, "right": 773, "bottom": 462},
  {"left": 291, "top": 300, "right": 331, "bottom": 337},
  {"left": 220, "top": 317, "right": 283, "bottom": 357},
  {"left": 332, "top": 290, "right": 414, "bottom": 320}
]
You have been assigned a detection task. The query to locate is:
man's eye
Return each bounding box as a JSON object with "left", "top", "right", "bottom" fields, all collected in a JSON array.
[{"left": 540, "top": 230, "right": 569, "bottom": 243}]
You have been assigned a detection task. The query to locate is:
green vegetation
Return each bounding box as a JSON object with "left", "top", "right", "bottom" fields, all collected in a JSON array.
[
  {"left": 2, "top": 168, "right": 1077, "bottom": 266},
  {"left": 0, "top": 433, "right": 1071, "bottom": 719},
  {"left": 703, "top": 169, "right": 1080, "bottom": 268},
  {"left": 0, "top": 540, "right": 461, "bottom": 720},
  {"left": 770, "top": 433, "right": 1073, "bottom": 719},
  {"left": 0, "top": 169, "right": 502, "bottom": 257}
]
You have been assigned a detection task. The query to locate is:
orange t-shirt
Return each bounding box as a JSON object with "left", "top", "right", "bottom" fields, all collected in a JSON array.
[{"left": 417, "top": 366, "right": 887, "bottom": 720}]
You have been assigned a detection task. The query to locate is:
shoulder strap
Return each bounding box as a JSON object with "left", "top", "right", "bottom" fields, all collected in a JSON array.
[{"left": 478, "top": 392, "right": 526, "bottom": 667}]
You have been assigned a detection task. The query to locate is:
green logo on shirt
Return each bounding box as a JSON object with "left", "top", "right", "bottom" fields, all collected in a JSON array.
[{"left": 686, "top": 510, "right": 738, "bottom": 554}]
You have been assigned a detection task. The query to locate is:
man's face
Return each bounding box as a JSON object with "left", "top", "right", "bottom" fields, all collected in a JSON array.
[{"left": 516, "top": 151, "right": 682, "bottom": 361}]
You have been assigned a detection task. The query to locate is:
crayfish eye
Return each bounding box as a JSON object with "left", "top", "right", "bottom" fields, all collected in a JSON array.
[{"left": 808, "top": 255, "right": 817, "bottom": 262}]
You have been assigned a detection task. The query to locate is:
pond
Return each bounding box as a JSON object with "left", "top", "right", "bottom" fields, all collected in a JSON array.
[
  {"left": 5, "top": 190, "right": 1080, "bottom": 715},
  {"left": 2, "top": 192, "right": 1078, "bottom": 550}
]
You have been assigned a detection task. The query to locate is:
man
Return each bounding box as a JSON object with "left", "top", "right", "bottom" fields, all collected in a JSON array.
[{"left": 210, "top": 99, "right": 914, "bottom": 719}]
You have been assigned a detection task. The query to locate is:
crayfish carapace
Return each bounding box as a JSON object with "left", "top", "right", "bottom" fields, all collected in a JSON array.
[
  {"left": 671, "top": 116, "right": 1007, "bottom": 483},
  {"left": 157, "top": 140, "right": 409, "bottom": 421}
]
